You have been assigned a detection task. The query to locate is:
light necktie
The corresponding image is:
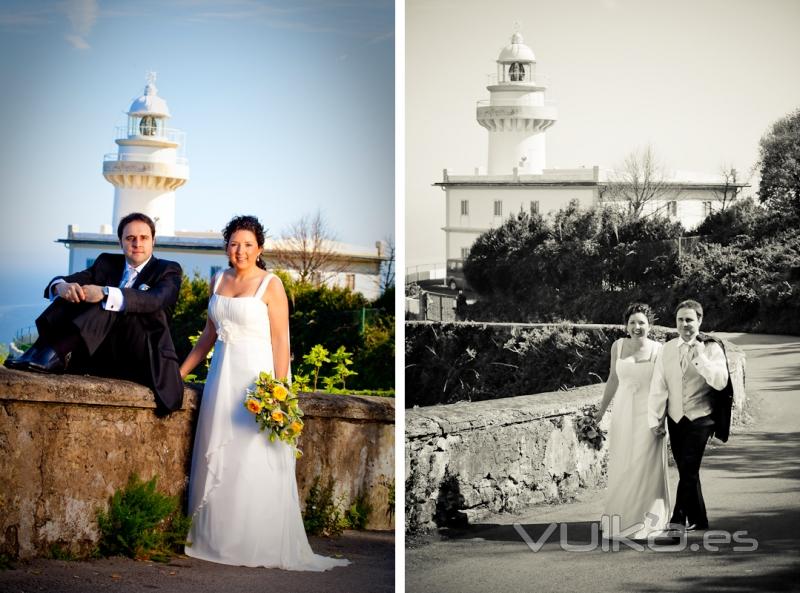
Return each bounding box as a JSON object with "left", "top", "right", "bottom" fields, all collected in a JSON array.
[
  {"left": 119, "top": 266, "right": 137, "bottom": 289},
  {"left": 680, "top": 343, "right": 691, "bottom": 374}
]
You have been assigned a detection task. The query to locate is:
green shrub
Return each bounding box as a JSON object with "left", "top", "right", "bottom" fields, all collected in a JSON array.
[
  {"left": 171, "top": 272, "right": 395, "bottom": 389},
  {"left": 302, "top": 477, "right": 373, "bottom": 536},
  {"left": 302, "top": 476, "right": 347, "bottom": 537},
  {"left": 344, "top": 491, "right": 372, "bottom": 531},
  {"left": 96, "top": 474, "right": 191, "bottom": 562}
]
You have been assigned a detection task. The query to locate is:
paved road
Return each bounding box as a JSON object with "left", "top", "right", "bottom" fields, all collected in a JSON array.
[
  {"left": 407, "top": 333, "right": 800, "bottom": 593},
  {"left": 0, "top": 530, "right": 394, "bottom": 593}
]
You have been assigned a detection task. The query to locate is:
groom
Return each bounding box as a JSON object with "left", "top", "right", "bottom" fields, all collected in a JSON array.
[
  {"left": 5, "top": 212, "right": 184, "bottom": 415},
  {"left": 648, "top": 299, "right": 731, "bottom": 532}
]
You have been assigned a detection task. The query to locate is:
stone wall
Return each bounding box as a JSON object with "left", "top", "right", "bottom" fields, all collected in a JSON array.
[
  {"left": 406, "top": 387, "right": 608, "bottom": 533},
  {"left": 0, "top": 368, "right": 394, "bottom": 560},
  {"left": 406, "top": 348, "right": 747, "bottom": 533}
]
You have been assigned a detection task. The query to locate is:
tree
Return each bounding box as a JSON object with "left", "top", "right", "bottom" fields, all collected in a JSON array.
[
  {"left": 758, "top": 108, "right": 800, "bottom": 217},
  {"left": 379, "top": 235, "right": 395, "bottom": 294},
  {"left": 272, "top": 210, "right": 347, "bottom": 285},
  {"left": 601, "top": 145, "right": 679, "bottom": 219},
  {"left": 710, "top": 163, "right": 749, "bottom": 211}
]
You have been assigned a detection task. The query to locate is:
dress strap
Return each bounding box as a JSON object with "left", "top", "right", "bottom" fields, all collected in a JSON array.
[
  {"left": 211, "top": 271, "right": 225, "bottom": 295},
  {"left": 254, "top": 273, "right": 275, "bottom": 299}
]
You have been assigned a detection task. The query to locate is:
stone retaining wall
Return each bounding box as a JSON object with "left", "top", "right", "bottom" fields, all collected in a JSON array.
[
  {"left": 0, "top": 368, "right": 394, "bottom": 560},
  {"left": 406, "top": 349, "right": 746, "bottom": 532}
]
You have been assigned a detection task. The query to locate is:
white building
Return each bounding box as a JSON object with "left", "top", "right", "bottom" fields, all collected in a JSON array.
[
  {"left": 62, "top": 76, "right": 386, "bottom": 300},
  {"left": 438, "top": 32, "right": 747, "bottom": 290}
]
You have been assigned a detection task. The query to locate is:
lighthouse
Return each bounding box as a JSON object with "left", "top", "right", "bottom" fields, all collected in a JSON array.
[
  {"left": 476, "top": 32, "right": 557, "bottom": 175},
  {"left": 102, "top": 74, "right": 189, "bottom": 237}
]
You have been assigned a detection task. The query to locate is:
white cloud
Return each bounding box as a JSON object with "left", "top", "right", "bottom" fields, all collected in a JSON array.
[
  {"left": 63, "top": 0, "right": 97, "bottom": 48},
  {"left": 64, "top": 33, "right": 90, "bottom": 49}
]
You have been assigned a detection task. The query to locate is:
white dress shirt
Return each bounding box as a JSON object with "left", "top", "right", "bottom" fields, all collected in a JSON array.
[
  {"left": 50, "top": 257, "right": 151, "bottom": 312},
  {"left": 648, "top": 335, "right": 730, "bottom": 428}
]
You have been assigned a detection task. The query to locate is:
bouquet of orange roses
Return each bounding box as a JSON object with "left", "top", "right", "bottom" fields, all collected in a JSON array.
[{"left": 244, "top": 372, "right": 305, "bottom": 458}]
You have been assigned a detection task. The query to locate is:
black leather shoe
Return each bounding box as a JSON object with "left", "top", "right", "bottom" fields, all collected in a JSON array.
[
  {"left": 21, "top": 346, "right": 66, "bottom": 374},
  {"left": 4, "top": 345, "right": 40, "bottom": 370}
]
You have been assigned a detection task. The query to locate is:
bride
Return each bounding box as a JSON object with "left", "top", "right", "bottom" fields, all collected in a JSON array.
[
  {"left": 179, "top": 215, "right": 349, "bottom": 570},
  {"left": 596, "top": 302, "right": 670, "bottom": 540}
]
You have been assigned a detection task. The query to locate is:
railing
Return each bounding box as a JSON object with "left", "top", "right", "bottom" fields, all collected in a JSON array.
[
  {"left": 487, "top": 73, "right": 552, "bottom": 87},
  {"left": 113, "top": 125, "right": 186, "bottom": 145},
  {"left": 13, "top": 325, "right": 37, "bottom": 346},
  {"left": 103, "top": 152, "right": 189, "bottom": 166},
  {"left": 405, "top": 264, "right": 446, "bottom": 285},
  {"left": 477, "top": 98, "right": 557, "bottom": 108}
]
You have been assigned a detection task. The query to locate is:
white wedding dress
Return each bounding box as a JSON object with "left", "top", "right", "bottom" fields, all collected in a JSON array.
[
  {"left": 185, "top": 273, "right": 349, "bottom": 570},
  {"left": 601, "top": 339, "right": 671, "bottom": 540}
]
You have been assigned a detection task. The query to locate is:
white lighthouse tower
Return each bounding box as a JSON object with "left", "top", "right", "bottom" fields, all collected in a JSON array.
[
  {"left": 477, "top": 32, "right": 557, "bottom": 175},
  {"left": 102, "top": 74, "right": 189, "bottom": 237}
]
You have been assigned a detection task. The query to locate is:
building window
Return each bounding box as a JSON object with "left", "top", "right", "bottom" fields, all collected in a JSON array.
[
  {"left": 494, "top": 200, "right": 503, "bottom": 217},
  {"left": 509, "top": 62, "right": 525, "bottom": 82},
  {"left": 460, "top": 199, "right": 469, "bottom": 216},
  {"left": 702, "top": 201, "right": 713, "bottom": 217},
  {"left": 86, "top": 258, "right": 96, "bottom": 268},
  {"left": 210, "top": 265, "right": 223, "bottom": 279},
  {"left": 345, "top": 274, "right": 355, "bottom": 291},
  {"left": 530, "top": 200, "right": 540, "bottom": 215},
  {"left": 667, "top": 201, "right": 677, "bottom": 216},
  {"left": 460, "top": 247, "right": 470, "bottom": 260}
]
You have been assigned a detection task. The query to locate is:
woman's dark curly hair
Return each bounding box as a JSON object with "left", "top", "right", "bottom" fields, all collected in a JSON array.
[
  {"left": 623, "top": 302, "right": 654, "bottom": 326},
  {"left": 222, "top": 215, "right": 267, "bottom": 270}
]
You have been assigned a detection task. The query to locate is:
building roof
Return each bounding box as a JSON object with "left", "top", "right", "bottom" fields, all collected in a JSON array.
[
  {"left": 58, "top": 232, "right": 387, "bottom": 263},
  {"left": 435, "top": 166, "right": 749, "bottom": 190},
  {"left": 128, "top": 81, "right": 171, "bottom": 118},
  {"left": 497, "top": 32, "right": 536, "bottom": 63}
]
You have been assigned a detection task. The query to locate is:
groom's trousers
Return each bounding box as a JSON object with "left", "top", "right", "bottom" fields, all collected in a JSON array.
[{"left": 667, "top": 414, "right": 715, "bottom": 528}]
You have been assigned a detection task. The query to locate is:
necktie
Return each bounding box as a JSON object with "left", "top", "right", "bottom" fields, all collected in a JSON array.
[
  {"left": 680, "top": 343, "right": 691, "bottom": 374},
  {"left": 119, "top": 266, "right": 137, "bottom": 289}
]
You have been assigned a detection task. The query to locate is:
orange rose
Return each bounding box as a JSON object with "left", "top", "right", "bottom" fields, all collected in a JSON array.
[
  {"left": 271, "top": 410, "right": 286, "bottom": 423},
  {"left": 245, "top": 398, "right": 263, "bottom": 414},
  {"left": 273, "top": 385, "right": 289, "bottom": 401}
]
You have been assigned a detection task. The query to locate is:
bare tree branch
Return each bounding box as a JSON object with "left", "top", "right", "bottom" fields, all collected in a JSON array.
[
  {"left": 271, "top": 210, "right": 348, "bottom": 285},
  {"left": 602, "top": 145, "right": 680, "bottom": 219},
  {"left": 710, "top": 163, "right": 749, "bottom": 211},
  {"left": 379, "top": 235, "right": 395, "bottom": 293}
]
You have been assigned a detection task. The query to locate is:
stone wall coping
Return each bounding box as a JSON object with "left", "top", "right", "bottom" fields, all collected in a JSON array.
[
  {"left": 406, "top": 385, "right": 601, "bottom": 440},
  {"left": 0, "top": 368, "right": 394, "bottom": 422}
]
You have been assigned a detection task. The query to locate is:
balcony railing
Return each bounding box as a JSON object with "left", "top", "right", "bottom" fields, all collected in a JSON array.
[
  {"left": 113, "top": 125, "right": 186, "bottom": 145},
  {"left": 103, "top": 152, "right": 189, "bottom": 166},
  {"left": 477, "top": 98, "right": 557, "bottom": 108}
]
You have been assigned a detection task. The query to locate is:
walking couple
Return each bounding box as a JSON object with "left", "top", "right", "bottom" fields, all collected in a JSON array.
[{"left": 596, "top": 300, "right": 733, "bottom": 541}]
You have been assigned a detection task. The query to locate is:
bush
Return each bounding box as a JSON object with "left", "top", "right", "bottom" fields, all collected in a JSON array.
[
  {"left": 170, "top": 272, "right": 395, "bottom": 389},
  {"left": 96, "top": 474, "right": 191, "bottom": 562},
  {"left": 302, "top": 476, "right": 348, "bottom": 537},
  {"left": 405, "top": 322, "right": 677, "bottom": 407}
]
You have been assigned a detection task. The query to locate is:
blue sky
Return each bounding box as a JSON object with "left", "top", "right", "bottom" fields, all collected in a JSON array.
[{"left": 0, "top": 0, "right": 394, "bottom": 343}]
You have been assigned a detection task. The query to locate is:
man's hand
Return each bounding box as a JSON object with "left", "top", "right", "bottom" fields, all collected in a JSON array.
[
  {"left": 651, "top": 425, "right": 666, "bottom": 437},
  {"left": 56, "top": 282, "right": 86, "bottom": 303},
  {"left": 692, "top": 341, "right": 706, "bottom": 360},
  {"left": 81, "top": 285, "right": 105, "bottom": 304}
]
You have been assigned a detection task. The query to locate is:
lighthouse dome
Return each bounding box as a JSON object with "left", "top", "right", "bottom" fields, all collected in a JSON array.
[
  {"left": 128, "top": 81, "right": 171, "bottom": 117},
  {"left": 497, "top": 32, "right": 536, "bottom": 63}
]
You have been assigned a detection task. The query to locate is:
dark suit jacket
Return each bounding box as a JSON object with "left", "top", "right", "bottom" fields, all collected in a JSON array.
[
  {"left": 38, "top": 253, "right": 184, "bottom": 413},
  {"left": 697, "top": 333, "right": 735, "bottom": 442}
]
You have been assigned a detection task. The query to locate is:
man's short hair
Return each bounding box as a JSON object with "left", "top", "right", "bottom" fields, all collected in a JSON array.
[
  {"left": 676, "top": 299, "right": 703, "bottom": 319},
  {"left": 117, "top": 212, "right": 156, "bottom": 240}
]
